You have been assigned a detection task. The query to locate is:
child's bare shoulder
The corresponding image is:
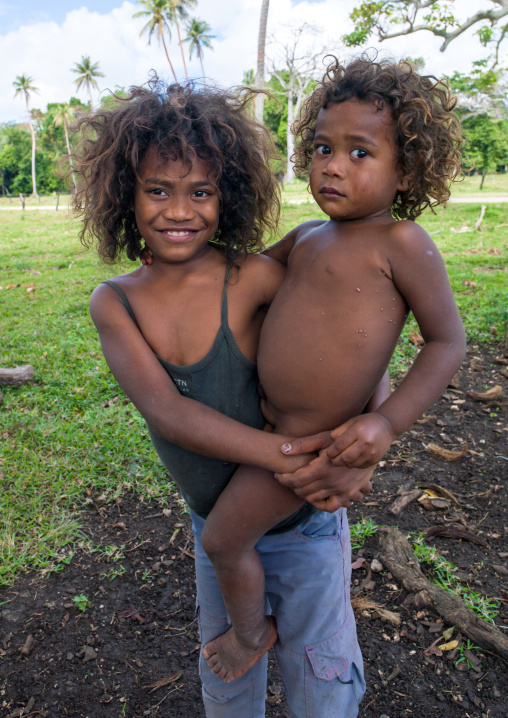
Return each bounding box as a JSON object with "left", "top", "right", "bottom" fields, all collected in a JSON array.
[
  {"left": 293, "top": 219, "right": 327, "bottom": 242},
  {"left": 387, "top": 219, "right": 440, "bottom": 258}
]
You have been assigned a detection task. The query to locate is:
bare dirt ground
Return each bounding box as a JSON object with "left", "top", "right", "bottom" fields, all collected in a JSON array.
[{"left": 1, "top": 342, "right": 507, "bottom": 718}]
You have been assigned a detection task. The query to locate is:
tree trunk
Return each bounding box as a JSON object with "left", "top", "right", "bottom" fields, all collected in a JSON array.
[
  {"left": 162, "top": 33, "right": 178, "bottom": 83},
  {"left": 480, "top": 171, "right": 486, "bottom": 189},
  {"left": 286, "top": 81, "right": 296, "bottom": 183},
  {"left": 175, "top": 19, "right": 188, "bottom": 81},
  {"left": 198, "top": 49, "right": 206, "bottom": 86},
  {"left": 25, "top": 95, "right": 37, "bottom": 197},
  {"left": 63, "top": 121, "right": 77, "bottom": 190},
  {"left": 255, "top": 0, "right": 269, "bottom": 125},
  {"left": 88, "top": 83, "right": 94, "bottom": 112}
]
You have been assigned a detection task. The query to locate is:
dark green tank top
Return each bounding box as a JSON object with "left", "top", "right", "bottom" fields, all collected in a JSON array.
[{"left": 103, "top": 265, "right": 314, "bottom": 533}]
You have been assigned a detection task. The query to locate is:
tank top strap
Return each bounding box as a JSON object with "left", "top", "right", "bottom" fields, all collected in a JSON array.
[
  {"left": 220, "top": 262, "right": 232, "bottom": 327},
  {"left": 101, "top": 280, "right": 141, "bottom": 331}
]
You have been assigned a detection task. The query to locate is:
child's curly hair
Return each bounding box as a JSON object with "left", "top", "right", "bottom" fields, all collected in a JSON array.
[
  {"left": 294, "top": 55, "right": 463, "bottom": 220},
  {"left": 72, "top": 77, "right": 280, "bottom": 262}
]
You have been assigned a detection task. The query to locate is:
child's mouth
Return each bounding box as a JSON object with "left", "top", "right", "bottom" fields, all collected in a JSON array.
[{"left": 320, "top": 186, "right": 345, "bottom": 198}]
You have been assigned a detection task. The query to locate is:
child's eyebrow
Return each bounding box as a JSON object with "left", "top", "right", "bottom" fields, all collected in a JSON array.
[{"left": 314, "top": 132, "right": 379, "bottom": 148}]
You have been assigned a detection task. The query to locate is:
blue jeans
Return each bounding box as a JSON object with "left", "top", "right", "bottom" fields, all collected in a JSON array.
[{"left": 191, "top": 508, "right": 365, "bottom": 718}]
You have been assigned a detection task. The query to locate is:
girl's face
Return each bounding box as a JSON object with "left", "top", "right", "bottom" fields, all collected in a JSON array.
[{"left": 134, "top": 147, "right": 220, "bottom": 265}]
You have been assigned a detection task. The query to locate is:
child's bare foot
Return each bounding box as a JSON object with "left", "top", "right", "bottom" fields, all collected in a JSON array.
[{"left": 202, "top": 616, "right": 277, "bottom": 683}]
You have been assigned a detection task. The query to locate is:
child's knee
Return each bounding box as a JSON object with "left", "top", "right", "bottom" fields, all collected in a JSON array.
[{"left": 201, "top": 517, "right": 229, "bottom": 561}]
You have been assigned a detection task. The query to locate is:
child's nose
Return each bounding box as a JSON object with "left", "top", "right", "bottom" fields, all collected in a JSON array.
[{"left": 324, "top": 153, "right": 346, "bottom": 178}]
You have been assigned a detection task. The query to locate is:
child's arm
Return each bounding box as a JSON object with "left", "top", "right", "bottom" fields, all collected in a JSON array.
[
  {"left": 263, "top": 220, "right": 325, "bottom": 265},
  {"left": 90, "top": 282, "right": 310, "bottom": 476},
  {"left": 323, "top": 222, "right": 467, "bottom": 469}
]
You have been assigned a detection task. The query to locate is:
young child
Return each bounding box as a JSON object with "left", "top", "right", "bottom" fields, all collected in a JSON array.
[
  {"left": 76, "top": 78, "right": 379, "bottom": 717},
  {"left": 197, "top": 55, "right": 467, "bottom": 690}
]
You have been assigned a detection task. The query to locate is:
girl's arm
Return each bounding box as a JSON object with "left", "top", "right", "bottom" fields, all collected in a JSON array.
[
  {"left": 90, "top": 282, "right": 310, "bottom": 475},
  {"left": 322, "top": 222, "right": 467, "bottom": 468}
]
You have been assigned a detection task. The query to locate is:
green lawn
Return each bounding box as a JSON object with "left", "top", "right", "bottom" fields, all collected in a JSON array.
[{"left": 0, "top": 200, "right": 506, "bottom": 584}]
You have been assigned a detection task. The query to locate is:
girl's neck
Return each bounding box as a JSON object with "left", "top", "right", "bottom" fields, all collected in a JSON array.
[{"left": 147, "top": 244, "right": 226, "bottom": 282}]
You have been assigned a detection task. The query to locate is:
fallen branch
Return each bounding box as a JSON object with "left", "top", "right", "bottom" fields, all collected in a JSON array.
[
  {"left": 0, "top": 365, "right": 34, "bottom": 386},
  {"left": 475, "top": 204, "right": 486, "bottom": 231},
  {"left": 388, "top": 489, "right": 422, "bottom": 516},
  {"left": 380, "top": 528, "right": 508, "bottom": 661}
]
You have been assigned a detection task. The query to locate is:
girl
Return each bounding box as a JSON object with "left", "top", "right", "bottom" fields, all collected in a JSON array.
[{"left": 75, "top": 79, "right": 377, "bottom": 717}]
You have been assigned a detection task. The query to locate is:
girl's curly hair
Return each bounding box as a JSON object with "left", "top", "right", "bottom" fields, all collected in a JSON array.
[
  {"left": 294, "top": 55, "right": 463, "bottom": 220},
  {"left": 72, "top": 77, "right": 280, "bottom": 262}
]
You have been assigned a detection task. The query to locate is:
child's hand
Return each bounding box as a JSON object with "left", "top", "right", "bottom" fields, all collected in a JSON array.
[
  {"left": 325, "top": 412, "right": 396, "bottom": 469},
  {"left": 275, "top": 452, "right": 374, "bottom": 511},
  {"left": 140, "top": 247, "right": 153, "bottom": 266}
]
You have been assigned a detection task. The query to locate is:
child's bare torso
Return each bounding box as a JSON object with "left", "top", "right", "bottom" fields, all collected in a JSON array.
[{"left": 258, "top": 219, "right": 408, "bottom": 436}]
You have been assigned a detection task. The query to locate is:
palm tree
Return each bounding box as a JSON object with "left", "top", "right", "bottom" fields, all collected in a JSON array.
[
  {"left": 184, "top": 18, "right": 214, "bottom": 84},
  {"left": 54, "top": 104, "right": 77, "bottom": 190},
  {"left": 255, "top": 0, "right": 270, "bottom": 124},
  {"left": 13, "top": 74, "right": 39, "bottom": 197},
  {"left": 134, "top": 0, "right": 177, "bottom": 82},
  {"left": 167, "top": 0, "right": 197, "bottom": 82},
  {"left": 72, "top": 56, "right": 104, "bottom": 111}
]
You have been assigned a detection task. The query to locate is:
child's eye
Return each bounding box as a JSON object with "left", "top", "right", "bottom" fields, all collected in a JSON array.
[
  {"left": 315, "top": 144, "right": 331, "bottom": 155},
  {"left": 351, "top": 148, "right": 368, "bottom": 159},
  {"left": 193, "top": 190, "right": 211, "bottom": 198},
  {"left": 149, "top": 188, "right": 167, "bottom": 197}
]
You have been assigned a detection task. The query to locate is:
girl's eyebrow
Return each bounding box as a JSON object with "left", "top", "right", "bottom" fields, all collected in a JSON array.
[{"left": 141, "top": 176, "right": 216, "bottom": 187}]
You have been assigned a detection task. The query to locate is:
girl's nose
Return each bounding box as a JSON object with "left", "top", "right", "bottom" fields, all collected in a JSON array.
[{"left": 163, "top": 196, "right": 194, "bottom": 221}]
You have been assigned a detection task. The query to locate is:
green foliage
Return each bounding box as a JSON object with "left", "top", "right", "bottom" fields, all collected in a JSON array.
[
  {"left": 350, "top": 518, "right": 379, "bottom": 550},
  {"left": 462, "top": 115, "right": 508, "bottom": 175},
  {"left": 0, "top": 124, "right": 33, "bottom": 194},
  {"left": 73, "top": 593, "right": 91, "bottom": 611},
  {"left": 0, "top": 98, "right": 86, "bottom": 196}
]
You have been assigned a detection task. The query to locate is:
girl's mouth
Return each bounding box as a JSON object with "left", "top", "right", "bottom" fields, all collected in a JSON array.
[{"left": 160, "top": 229, "right": 197, "bottom": 242}]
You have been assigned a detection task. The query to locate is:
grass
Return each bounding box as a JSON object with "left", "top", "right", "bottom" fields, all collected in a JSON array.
[
  {"left": 350, "top": 517, "right": 379, "bottom": 550},
  {"left": 412, "top": 534, "right": 501, "bottom": 624},
  {"left": 0, "top": 183, "right": 507, "bottom": 584}
]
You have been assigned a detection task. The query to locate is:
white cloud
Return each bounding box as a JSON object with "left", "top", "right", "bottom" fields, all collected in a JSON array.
[{"left": 0, "top": 0, "right": 502, "bottom": 124}]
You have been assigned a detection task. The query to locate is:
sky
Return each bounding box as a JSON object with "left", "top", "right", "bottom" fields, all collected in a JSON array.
[{"left": 0, "top": 0, "right": 501, "bottom": 124}]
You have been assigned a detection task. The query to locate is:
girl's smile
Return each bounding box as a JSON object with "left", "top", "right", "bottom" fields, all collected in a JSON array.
[{"left": 134, "top": 148, "right": 220, "bottom": 263}]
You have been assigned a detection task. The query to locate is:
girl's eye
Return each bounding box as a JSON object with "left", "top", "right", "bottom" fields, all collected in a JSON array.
[
  {"left": 315, "top": 144, "right": 331, "bottom": 155},
  {"left": 193, "top": 190, "right": 210, "bottom": 198},
  {"left": 149, "top": 188, "right": 167, "bottom": 197},
  {"left": 351, "top": 148, "right": 368, "bottom": 159}
]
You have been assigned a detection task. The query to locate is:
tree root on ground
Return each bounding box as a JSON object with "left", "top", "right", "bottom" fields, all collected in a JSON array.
[{"left": 379, "top": 528, "right": 508, "bottom": 661}]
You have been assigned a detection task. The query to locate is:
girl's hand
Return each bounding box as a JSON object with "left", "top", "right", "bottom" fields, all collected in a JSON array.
[
  {"left": 325, "top": 412, "right": 396, "bottom": 468},
  {"left": 140, "top": 247, "right": 153, "bottom": 266},
  {"left": 275, "top": 451, "right": 374, "bottom": 511}
]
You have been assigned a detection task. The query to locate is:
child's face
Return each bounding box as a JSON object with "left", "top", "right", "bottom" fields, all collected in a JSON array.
[
  {"left": 309, "top": 99, "right": 407, "bottom": 222},
  {"left": 134, "top": 147, "right": 220, "bottom": 264}
]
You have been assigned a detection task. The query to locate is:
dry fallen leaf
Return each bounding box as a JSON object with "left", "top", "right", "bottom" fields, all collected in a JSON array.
[
  {"left": 144, "top": 670, "right": 183, "bottom": 693},
  {"left": 426, "top": 442, "right": 470, "bottom": 462},
  {"left": 438, "top": 639, "right": 459, "bottom": 651},
  {"left": 419, "top": 483, "right": 461, "bottom": 505},
  {"left": 409, "top": 331, "right": 424, "bottom": 347},
  {"left": 468, "top": 385, "right": 504, "bottom": 401}
]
